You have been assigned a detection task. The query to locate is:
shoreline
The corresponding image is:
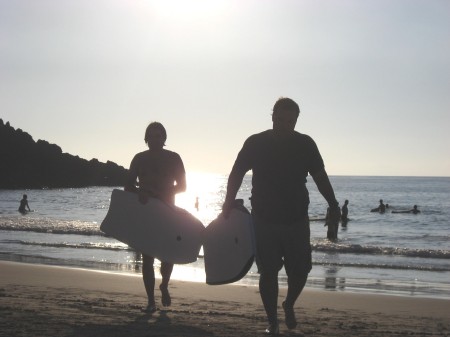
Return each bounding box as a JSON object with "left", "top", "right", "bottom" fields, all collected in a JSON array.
[
  {"left": 1, "top": 261, "right": 449, "bottom": 337},
  {"left": 1, "top": 253, "right": 449, "bottom": 301}
]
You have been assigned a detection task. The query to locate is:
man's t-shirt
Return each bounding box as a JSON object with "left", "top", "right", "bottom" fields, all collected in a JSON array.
[{"left": 232, "top": 130, "right": 324, "bottom": 223}]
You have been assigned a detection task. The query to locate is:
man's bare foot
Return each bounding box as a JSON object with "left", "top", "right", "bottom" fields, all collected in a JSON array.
[{"left": 282, "top": 301, "right": 297, "bottom": 330}]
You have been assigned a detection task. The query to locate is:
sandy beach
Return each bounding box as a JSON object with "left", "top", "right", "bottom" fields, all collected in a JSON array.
[{"left": 0, "top": 261, "right": 449, "bottom": 337}]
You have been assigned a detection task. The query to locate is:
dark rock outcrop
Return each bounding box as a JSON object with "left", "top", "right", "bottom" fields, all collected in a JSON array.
[{"left": 0, "top": 119, "right": 128, "bottom": 189}]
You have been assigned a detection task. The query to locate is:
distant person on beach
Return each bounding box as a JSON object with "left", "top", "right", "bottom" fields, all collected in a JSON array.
[
  {"left": 371, "top": 199, "right": 386, "bottom": 213},
  {"left": 195, "top": 196, "right": 199, "bottom": 211},
  {"left": 392, "top": 205, "right": 421, "bottom": 214},
  {"left": 124, "top": 122, "right": 186, "bottom": 313},
  {"left": 341, "top": 200, "right": 349, "bottom": 227},
  {"left": 222, "top": 97, "right": 341, "bottom": 334},
  {"left": 18, "top": 194, "right": 30, "bottom": 213}
]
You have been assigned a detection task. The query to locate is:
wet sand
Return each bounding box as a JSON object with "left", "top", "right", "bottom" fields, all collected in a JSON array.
[{"left": 0, "top": 261, "right": 449, "bottom": 337}]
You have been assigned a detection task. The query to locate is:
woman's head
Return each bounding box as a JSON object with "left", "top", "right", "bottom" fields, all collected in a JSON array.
[{"left": 144, "top": 122, "right": 167, "bottom": 150}]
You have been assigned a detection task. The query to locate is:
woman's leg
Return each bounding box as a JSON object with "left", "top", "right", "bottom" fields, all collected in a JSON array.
[
  {"left": 142, "top": 254, "right": 156, "bottom": 310},
  {"left": 159, "top": 262, "right": 173, "bottom": 306}
]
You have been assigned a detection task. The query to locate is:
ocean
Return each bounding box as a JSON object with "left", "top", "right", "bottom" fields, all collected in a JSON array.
[{"left": 1, "top": 175, "right": 449, "bottom": 300}]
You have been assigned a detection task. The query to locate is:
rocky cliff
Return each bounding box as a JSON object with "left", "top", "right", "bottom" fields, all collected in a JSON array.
[{"left": 0, "top": 119, "right": 128, "bottom": 189}]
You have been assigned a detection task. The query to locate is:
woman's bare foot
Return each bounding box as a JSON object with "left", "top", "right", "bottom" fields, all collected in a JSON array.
[{"left": 159, "top": 284, "right": 171, "bottom": 307}]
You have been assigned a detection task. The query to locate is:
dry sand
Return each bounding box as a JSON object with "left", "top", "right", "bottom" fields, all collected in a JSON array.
[{"left": 0, "top": 261, "right": 449, "bottom": 337}]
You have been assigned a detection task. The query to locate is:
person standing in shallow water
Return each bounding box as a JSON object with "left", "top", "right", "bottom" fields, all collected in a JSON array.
[
  {"left": 324, "top": 207, "right": 337, "bottom": 240},
  {"left": 124, "top": 122, "right": 186, "bottom": 313},
  {"left": 18, "top": 194, "right": 31, "bottom": 213},
  {"left": 341, "top": 199, "right": 349, "bottom": 227},
  {"left": 410, "top": 205, "right": 421, "bottom": 214},
  {"left": 195, "top": 196, "right": 199, "bottom": 211},
  {"left": 371, "top": 199, "right": 386, "bottom": 213},
  {"left": 222, "top": 97, "right": 341, "bottom": 335}
]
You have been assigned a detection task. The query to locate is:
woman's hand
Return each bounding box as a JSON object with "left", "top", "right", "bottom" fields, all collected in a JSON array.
[{"left": 138, "top": 191, "right": 150, "bottom": 204}]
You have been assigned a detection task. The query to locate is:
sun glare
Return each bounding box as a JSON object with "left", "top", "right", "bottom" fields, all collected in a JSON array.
[
  {"left": 175, "top": 172, "right": 226, "bottom": 226},
  {"left": 151, "top": 0, "right": 227, "bottom": 20}
]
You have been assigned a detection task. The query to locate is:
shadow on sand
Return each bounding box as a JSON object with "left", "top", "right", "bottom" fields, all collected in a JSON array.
[{"left": 68, "top": 310, "right": 214, "bottom": 337}]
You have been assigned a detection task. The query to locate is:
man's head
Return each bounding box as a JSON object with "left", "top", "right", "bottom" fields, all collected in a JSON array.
[
  {"left": 145, "top": 122, "right": 167, "bottom": 150},
  {"left": 272, "top": 97, "right": 300, "bottom": 136}
]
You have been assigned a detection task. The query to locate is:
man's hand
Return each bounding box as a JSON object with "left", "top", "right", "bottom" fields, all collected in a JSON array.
[{"left": 138, "top": 191, "right": 150, "bottom": 205}]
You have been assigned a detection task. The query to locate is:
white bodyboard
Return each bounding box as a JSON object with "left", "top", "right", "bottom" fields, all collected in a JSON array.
[
  {"left": 203, "top": 207, "right": 255, "bottom": 285},
  {"left": 100, "top": 189, "right": 204, "bottom": 264}
]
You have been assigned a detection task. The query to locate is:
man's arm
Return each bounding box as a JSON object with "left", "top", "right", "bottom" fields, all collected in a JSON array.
[
  {"left": 312, "top": 168, "right": 341, "bottom": 220},
  {"left": 222, "top": 137, "right": 253, "bottom": 217},
  {"left": 311, "top": 168, "right": 339, "bottom": 208},
  {"left": 222, "top": 166, "right": 247, "bottom": 217},
  {"left": 312, "top": 168, "right": 340, "bottom": 240}
]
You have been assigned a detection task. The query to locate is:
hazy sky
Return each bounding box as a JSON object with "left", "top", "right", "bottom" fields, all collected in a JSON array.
[{"left": 1, "top": 0, "right": 449, "bottom": 176}]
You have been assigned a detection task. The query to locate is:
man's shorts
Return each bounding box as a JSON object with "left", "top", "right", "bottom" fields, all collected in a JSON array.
[{"left": 253, "top": 215, "right": 312, "bottom": 277}]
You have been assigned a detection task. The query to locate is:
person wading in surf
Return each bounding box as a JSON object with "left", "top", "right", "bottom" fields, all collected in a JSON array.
[{"left": 18, "top": 194, "right": 31, "bottom": 213}]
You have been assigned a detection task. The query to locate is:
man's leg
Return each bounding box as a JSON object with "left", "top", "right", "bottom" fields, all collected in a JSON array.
[
  {"left": 282, "top": 221, "right": 312, "bottom": 329},
  {"left": 285, "top": 272, "right": 308, "bottom": 307},
  {"left": 282, "top": 272, "right": 308, "bottom": 329},
  {"left": 254, "top": 217, "right": 282, "bottom": 334},
  {"left": 159, "top": 262, "right": 173, "bottom": 306},
  {"left": 259, "top": 270, "right": 279, "bottom": 326}
]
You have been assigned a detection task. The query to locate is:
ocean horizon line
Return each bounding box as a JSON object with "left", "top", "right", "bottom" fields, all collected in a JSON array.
[{"left": 185, "top": 172, "right": 450, "bottom": 179}]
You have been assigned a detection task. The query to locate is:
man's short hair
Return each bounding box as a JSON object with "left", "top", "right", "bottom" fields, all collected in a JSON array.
[{"left": 272, "top": 97, "right": 300, "bottom": 117}]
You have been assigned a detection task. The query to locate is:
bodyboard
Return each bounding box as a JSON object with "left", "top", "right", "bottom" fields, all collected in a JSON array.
[
  {"left": 100, "top": 189, "right": 204, "bottom": 264},
  {"left": 203, "top": 203, "right": 255, "bottom": 285}
]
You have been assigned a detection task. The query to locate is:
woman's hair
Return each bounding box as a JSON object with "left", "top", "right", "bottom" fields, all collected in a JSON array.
[{"left": 144, "top": 122, "right": 167, "bottom": 145}]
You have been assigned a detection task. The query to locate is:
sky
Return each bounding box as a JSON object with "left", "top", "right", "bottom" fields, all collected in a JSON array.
[{"left": 1, "top": 0, "right": 449, "bottom": 177}]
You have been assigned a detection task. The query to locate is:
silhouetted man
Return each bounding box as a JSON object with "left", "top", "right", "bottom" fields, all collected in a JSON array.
[{"left": 222, "top": 97, "right": 341, "bottom": 334}]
